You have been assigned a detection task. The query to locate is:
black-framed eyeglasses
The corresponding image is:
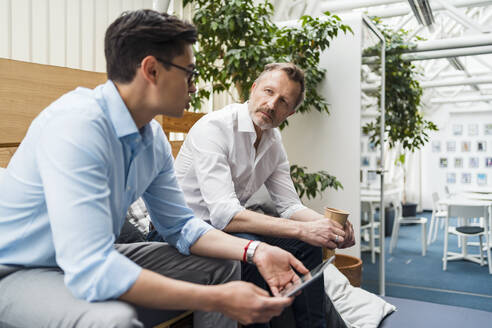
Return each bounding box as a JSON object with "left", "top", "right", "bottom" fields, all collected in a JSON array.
[{"left": 155, "top": 57, "right": 198, "bottom": 86}]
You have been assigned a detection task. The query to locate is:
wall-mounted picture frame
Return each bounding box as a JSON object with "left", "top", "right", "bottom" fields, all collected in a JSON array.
[
  {"left": 452, "top": 124, "right": 463, "bottom": 136},
  {"left": 477, "top": 173, "right": 487, "bottom": 186},
  {"left": 454, "top": 158, "right": 463, "bottom": 168},
  {"left": 477, "top": 140, "right": 487, "bottom": 152},
  {"left": 461, "top": 141, "right": 471, "bottom": 152},
  {"left": 439, "top": 158, "right": 448, "bottom": 168},
  {"left": 461, "top": 173, "right": 472, "bottom": 184},
  {"left": 485, "top": 123, "right": 492, "bottom": 135},
  {"left": 469, "top": 157, "right": 479, "bottom": 168},
  {"left": 446, "top": 172, "right": 456, "bottom": 184},
  {"left": 447, "top": 141, "right": 456, "bottom": 152},
  {"left": 486, "top": 157, "right": 492, "bottom": 168},
  {"left": 361, "top": 156, "right": 370, "bottom": 167},
  {"left": 432, "top": 140, "right": 441, "bottom": 153},
  {"left": 468, "top": 124, "right": 478, "bottom": 136}
]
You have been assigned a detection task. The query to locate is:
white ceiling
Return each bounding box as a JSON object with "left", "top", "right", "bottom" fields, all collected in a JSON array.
[{"left": 269, "top": 0, "right": 492, "bottom": 113}]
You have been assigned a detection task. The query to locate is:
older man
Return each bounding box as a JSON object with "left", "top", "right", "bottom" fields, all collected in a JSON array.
[{"left": 150, "top": 63, "right": 355, "bottom": 328}]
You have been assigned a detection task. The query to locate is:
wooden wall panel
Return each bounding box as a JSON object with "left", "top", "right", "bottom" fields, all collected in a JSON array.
[
  {"left": 0, "top": 58, "right": 106, "bottom": 146},
  {"left": 0, "top": 147, "right": 17, "bottom": 167},
  {"left": 161, "top": 112, "right": 205, "bottom": 134}
]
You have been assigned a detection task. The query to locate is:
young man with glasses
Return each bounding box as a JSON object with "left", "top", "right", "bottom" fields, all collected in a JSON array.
[{"left": 0, "top": 10, "right": 306, "bottom": 328}]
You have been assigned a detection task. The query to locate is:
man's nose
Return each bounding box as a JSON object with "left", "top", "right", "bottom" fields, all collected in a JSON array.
[
  {"left": 188, "top": 81, "right": 197, "bottom": 94},
  {"left": 267, "top": 97, "right": 278, "bottom": 110}
]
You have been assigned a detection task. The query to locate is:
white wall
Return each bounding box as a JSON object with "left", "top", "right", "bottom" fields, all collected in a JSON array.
[
  {"left": 0, "top": 0, "right": 160, "bottom": 71},
  {"left": 281, "top": 13, "right": 362, "bottom": 257},
  {"left": 422, "top": 105, "right": 492, "bottom": 209}
]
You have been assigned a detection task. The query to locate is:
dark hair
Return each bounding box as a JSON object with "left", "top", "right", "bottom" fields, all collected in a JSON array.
[
  {"left": 256, "top": 63, "right": 305, "bottom": 109},
  {"left": 104, "top": 9, "right": 197, "bottom": 83}
]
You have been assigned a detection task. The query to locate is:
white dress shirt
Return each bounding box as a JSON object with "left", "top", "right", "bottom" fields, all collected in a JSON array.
[{"left": 175, "top": 102, "right": 306, "bottom": 230}]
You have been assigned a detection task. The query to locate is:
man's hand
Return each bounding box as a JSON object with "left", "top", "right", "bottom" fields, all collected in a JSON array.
[
  {"left": 215, "top": 281, "right": 293, "bottom": 325},
  {"left": 252, "top": 243, "right": 308, "bottom": 296},
  {"left": 337, "top": 220, "right": 355, "bottom": 249},
  {"left": 297, "top": 218, "right": 347, "bottom": 249}
]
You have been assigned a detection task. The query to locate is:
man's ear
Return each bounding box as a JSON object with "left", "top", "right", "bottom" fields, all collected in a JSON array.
[
  {"left": 140, "top": 56, "right": 159, "bottom": 85},
  {"left": 250, "top": 81, "right": 257, "bottom": 93}
]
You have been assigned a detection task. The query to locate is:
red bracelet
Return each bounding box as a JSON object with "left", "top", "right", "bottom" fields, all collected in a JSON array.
[{"left": 243, "top": 240, "right": 254, "bottom": 262}]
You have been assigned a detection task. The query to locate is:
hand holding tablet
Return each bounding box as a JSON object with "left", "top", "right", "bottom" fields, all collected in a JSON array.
[{"left": 279, "top": 255, "right": 335, "bottom": 298}]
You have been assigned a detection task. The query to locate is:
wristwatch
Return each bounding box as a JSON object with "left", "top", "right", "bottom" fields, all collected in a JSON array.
[{"left": 246, "top": 240, "right": 261, "bottom": 264}]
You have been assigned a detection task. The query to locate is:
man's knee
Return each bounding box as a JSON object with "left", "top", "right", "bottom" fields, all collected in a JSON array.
[
  {"left": 210, "top": 258, "right": 241, "bottom": 284},
  {"left": 79, "top": 301, "right": 142, "bottom": 328},
  {"left": 283, "top": 239, "right": 323, "bottom": 269}
]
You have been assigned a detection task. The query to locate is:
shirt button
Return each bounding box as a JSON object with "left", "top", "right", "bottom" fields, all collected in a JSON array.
[{"left": 127, "top": 186, "right": 131, "bottom": 191}]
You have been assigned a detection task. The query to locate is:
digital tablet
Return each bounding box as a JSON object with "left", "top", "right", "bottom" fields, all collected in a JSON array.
[{"left": 279, "top": 255, "right": 335, "bottom": 298}]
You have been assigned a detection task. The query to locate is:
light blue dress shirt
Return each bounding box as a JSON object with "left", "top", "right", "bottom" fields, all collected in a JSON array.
[{"left": 0, "top": 80, "right": 213, "bottom": 301}]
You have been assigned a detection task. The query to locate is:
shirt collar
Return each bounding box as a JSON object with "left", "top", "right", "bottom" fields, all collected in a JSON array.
[
  {"left": 101, "top": 80, "right": 139, "bottom": 139},
  {"left": 238, "top": 102, "right": 256, "bottom": 133}
]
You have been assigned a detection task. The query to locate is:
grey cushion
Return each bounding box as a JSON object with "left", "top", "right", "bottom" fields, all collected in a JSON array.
[
  {"left": 456, "top": 226, "right": 484, "bottom": 234},
  {"left": 380, "top": 296, "right": 492, "bottom": 328}
]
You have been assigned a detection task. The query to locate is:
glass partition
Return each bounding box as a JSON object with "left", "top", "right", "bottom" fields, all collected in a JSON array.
[{"left": 360, "top": 16, "right": 386, "bottom": 295}]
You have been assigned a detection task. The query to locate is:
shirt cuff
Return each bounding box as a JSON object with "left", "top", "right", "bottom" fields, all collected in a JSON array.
[
  {"left": 175, "top": 218, "right": 215, "bottom": 255},
  {"left": 71, "top": 250, "right": 142, "bottom": 302},
  {"left": 280, "top": 204, "right": 308, "bottom": 219},
  {"left": 210, "top": 203, "right": 246, "bottom": 231}
]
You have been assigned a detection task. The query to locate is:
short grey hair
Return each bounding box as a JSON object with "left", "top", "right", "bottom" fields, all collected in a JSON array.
[{"left": 255, "top": 63, "right": 305, "bottom": 109}]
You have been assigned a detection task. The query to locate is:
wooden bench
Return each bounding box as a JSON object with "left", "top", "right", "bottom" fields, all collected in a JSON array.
[{"left": 0, "top": 58, "right": 202, "bottom": 328}]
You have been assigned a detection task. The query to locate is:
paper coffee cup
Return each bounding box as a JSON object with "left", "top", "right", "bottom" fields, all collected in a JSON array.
[
  {"left": 324, "top": 207, "right": 349, "bottom": 225},
  {"left": 323, "top": 207, "right": 350, "bottom": 260}
]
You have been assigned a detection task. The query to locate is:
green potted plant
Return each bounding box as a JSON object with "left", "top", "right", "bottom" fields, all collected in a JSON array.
[
  {"left": 362, "top": 18, "right": 438, "bottom": 216},
  {"left": 183, "top": 0, "right": 352, "bottom": 199}
]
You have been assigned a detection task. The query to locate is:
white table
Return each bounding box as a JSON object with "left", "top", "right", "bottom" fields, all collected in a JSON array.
[
  {"left": 360, "top": 187, "right": 401, "bottom": 203},
  {"left": 439, "top": 197, "right": 492, "bottom": 207},
  {"left": 460, "top": 187, "right": 492, "bottom": 194},
  {"left": 457, "top": 192, "right": 492, "bottom": 202}
]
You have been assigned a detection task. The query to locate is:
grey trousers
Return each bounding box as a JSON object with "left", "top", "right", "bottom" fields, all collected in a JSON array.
[{"left": 0, "top": 242, "right": 240, "bottom": 328}]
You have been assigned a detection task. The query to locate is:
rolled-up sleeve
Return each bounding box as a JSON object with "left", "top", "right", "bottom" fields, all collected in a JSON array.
[
  {"left": 187, "top": 123, "right": 245, "bottom": 230},
  {"left": 37, "top": 113, "right": 141, "bottom": 302},
  {"left": 264, "top": 143, "right": 306, "bottom": 219},
  {"left": 143, "top": 137, "right": 214, "bottom": 254}
]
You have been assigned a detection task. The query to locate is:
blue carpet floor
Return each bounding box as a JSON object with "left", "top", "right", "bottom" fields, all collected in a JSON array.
[{"left": 361, "top": 211, "right": 492, "bottom": 312}]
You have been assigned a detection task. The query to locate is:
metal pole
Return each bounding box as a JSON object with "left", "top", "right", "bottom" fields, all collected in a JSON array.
[
  {"left": 363, "top": 76, "right": 492, "bottom": 91},
  {"left": 431, "top": 95, "right": 492, "bottom": 104},
  {"left": 402, "top": 46, "right": 492, "bottom": 61},
  {"left": 321, "top": 0, "right": 402, "bottom": 12},
  {"left": 401, "top": 34, "right": 492, "bottom": 53},
  {"left": 363, "top": 45, "right": 492, "bottom": 64},
  {"left": 362, "top": 15, "right": 386, "bottom": 296},
  {"left": 349, "top": 0, "right": 492, "bottom": 19}
]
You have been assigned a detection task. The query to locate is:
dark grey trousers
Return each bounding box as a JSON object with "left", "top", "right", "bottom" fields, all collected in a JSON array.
[{"left": 0, "top": 242, "right": 240, "bottom": 328}]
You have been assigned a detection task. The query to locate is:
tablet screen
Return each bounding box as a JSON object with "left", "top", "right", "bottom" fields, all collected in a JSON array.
[{"left": 279, "top": 255, "right": 335, "bottom": 297}]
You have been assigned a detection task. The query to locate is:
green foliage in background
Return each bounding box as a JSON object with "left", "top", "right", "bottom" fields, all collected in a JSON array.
[
  {"left": 362, "top": 18, "right": 438, "bottom": 153},
  {"left": 183, "top": 0, "right": 351, "bottom": 124},
  {"left": 183, "top": 0, "right": 348, "bottom": 199},
  {"left": 290, "top": 165, "right": 343, "bottom": 200}
]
